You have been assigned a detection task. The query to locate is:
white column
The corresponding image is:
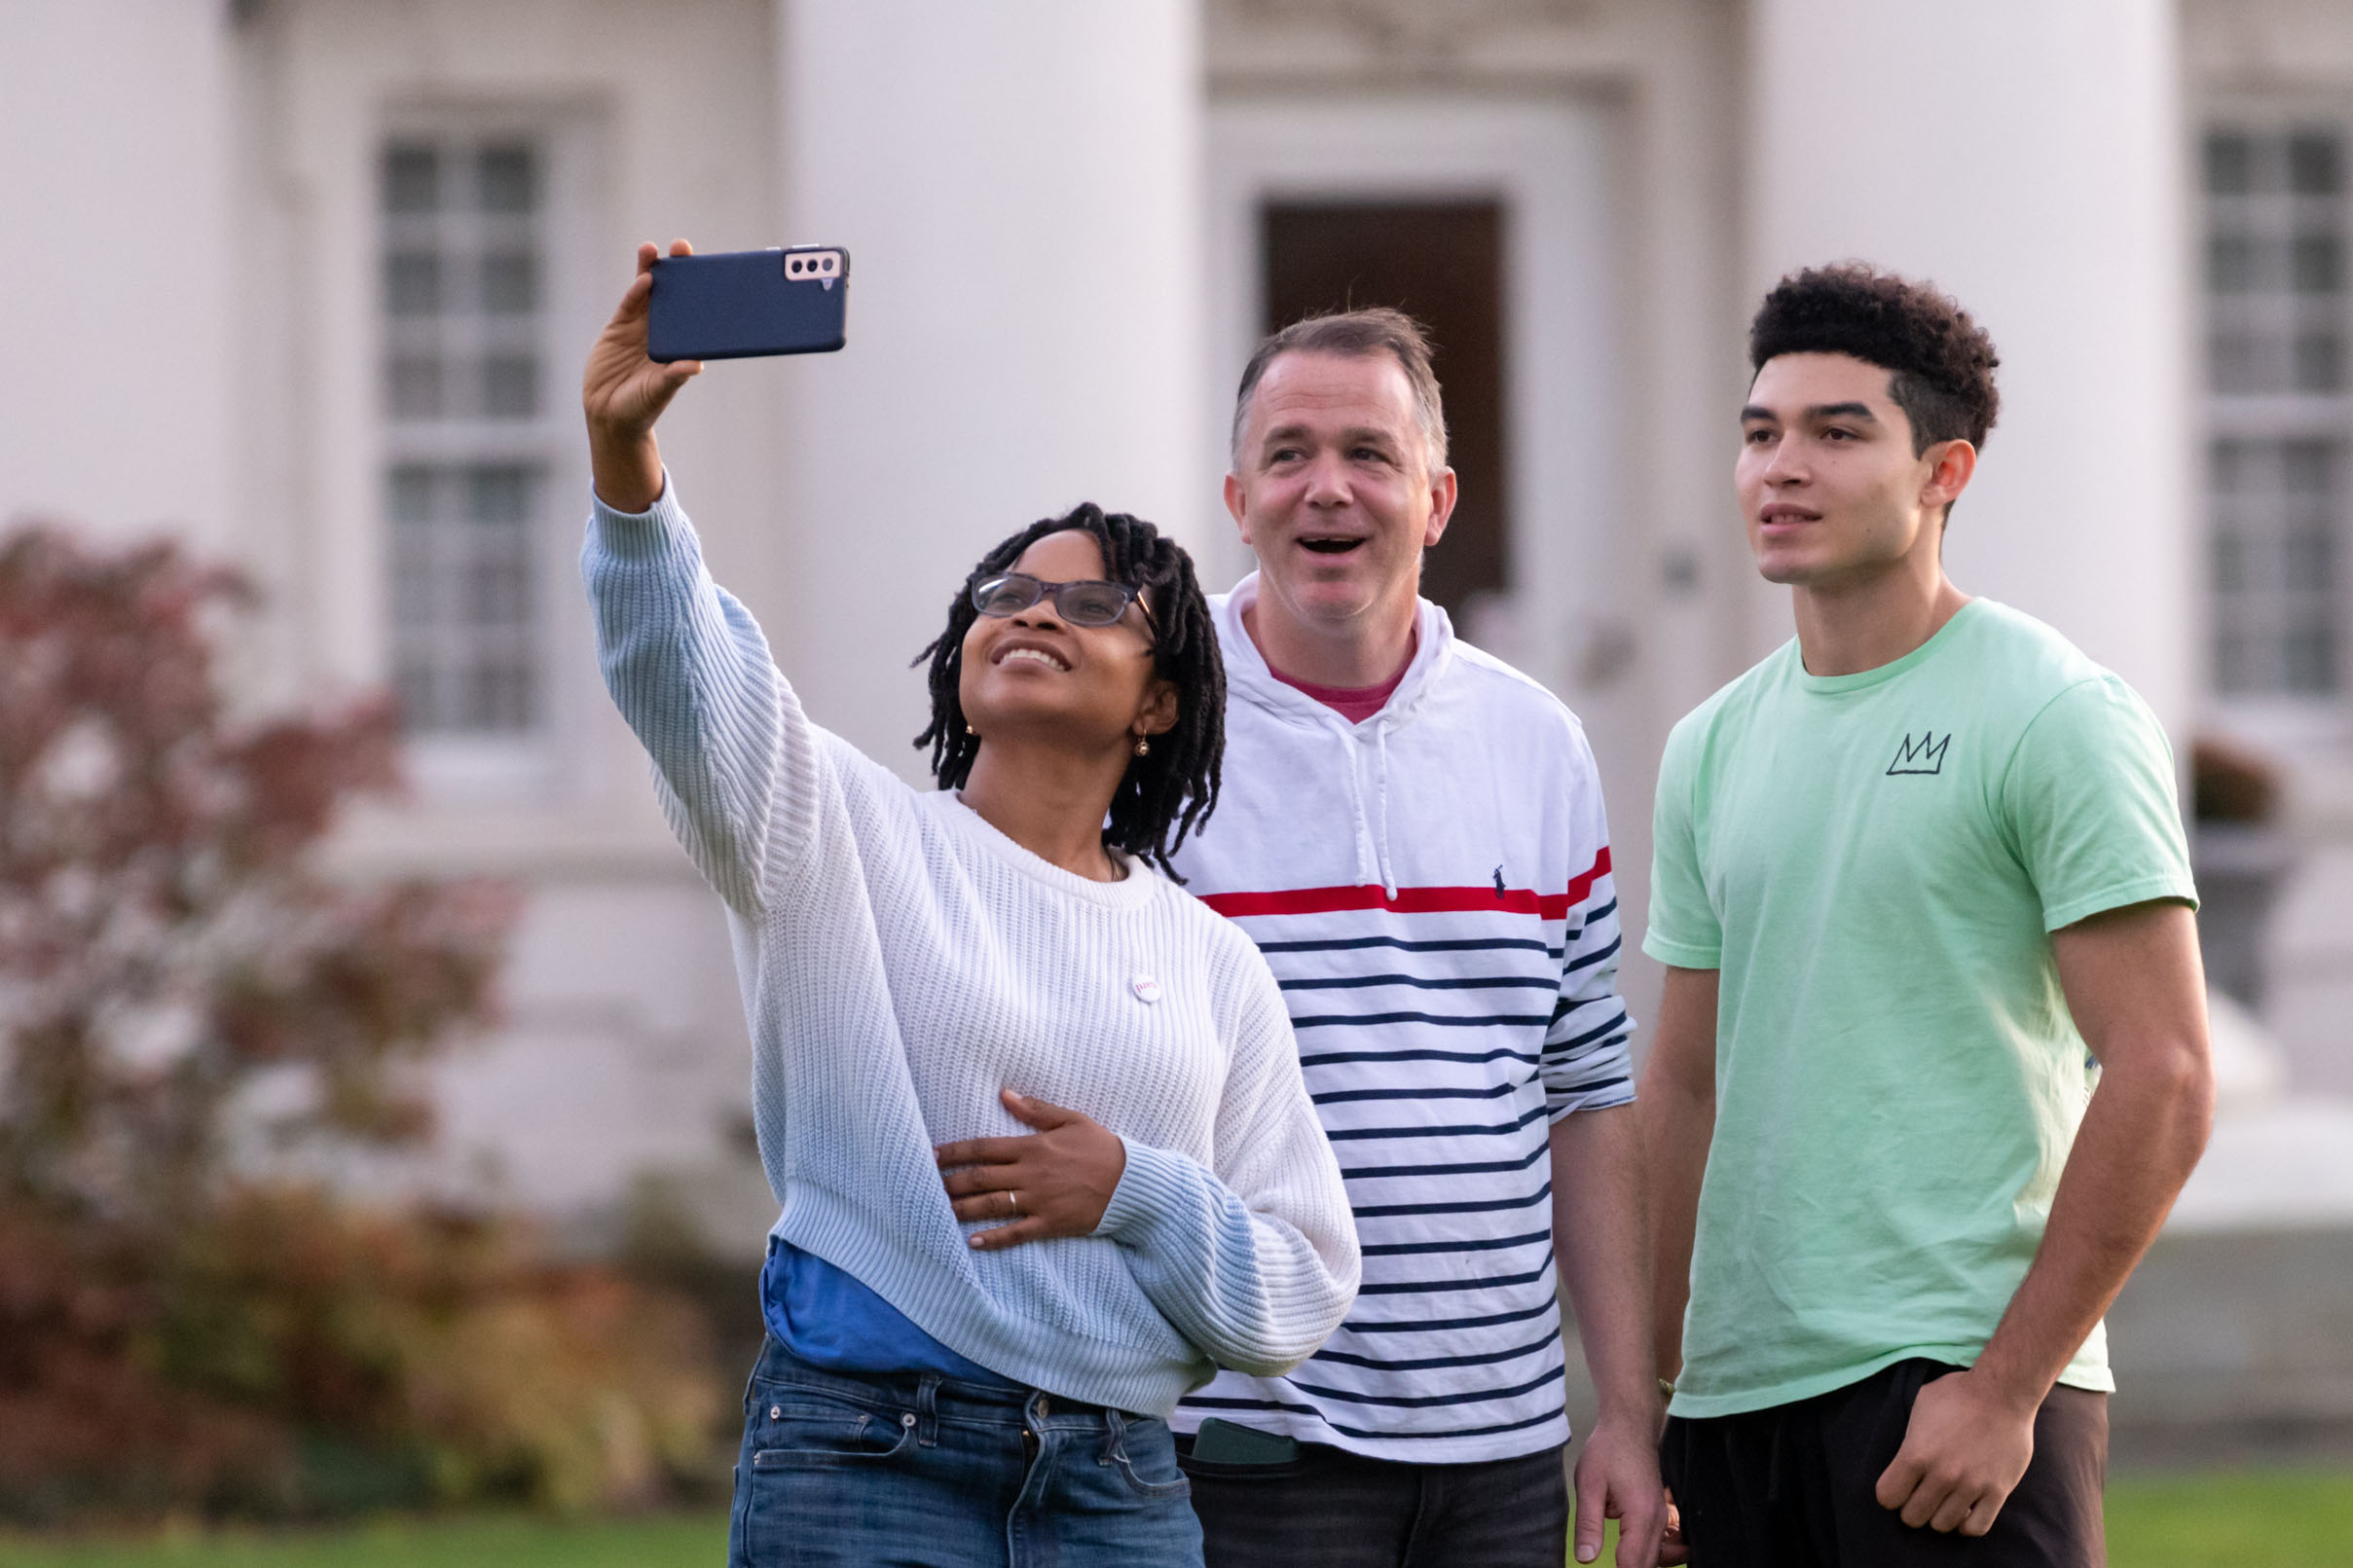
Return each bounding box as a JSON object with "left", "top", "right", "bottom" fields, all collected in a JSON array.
[
  {"left": 768, "top": 0, "right": 1204, "bottom": 775},
  {"left": 1745, "top": 0, "right": 2192, "bottom": 733},
  {"left": 0, "top": 1, "right": 238, "bottom": 550}
]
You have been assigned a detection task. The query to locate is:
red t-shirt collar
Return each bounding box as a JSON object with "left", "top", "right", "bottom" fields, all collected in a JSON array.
[{"left": 1266, "top": 626, "right": 1419, "bottom": 724}]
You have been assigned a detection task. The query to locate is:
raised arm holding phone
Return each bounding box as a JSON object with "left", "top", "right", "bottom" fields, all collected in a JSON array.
[{"left": 582, "top": 239, "right": 1359, "bottom": 1568}]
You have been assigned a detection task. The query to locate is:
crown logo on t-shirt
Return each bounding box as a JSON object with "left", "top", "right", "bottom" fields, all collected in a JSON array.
[{"left": 1886, "top": 731, "right": 1951, "bottom": 777}]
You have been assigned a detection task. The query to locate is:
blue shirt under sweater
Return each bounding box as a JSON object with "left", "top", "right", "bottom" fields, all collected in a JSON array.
[{"left": 760, "top": 1240, "right": 1014, "bottom": 1386}]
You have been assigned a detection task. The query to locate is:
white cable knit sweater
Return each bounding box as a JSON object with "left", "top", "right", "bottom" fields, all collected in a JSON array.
[{"left": 582, "top": 483, "right": 1360, "bottom": 1417}]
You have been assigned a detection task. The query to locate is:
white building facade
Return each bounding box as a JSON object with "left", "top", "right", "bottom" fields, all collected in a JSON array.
[{"left": 4, "top": 0, "right": 2350, "bottom": 1297}]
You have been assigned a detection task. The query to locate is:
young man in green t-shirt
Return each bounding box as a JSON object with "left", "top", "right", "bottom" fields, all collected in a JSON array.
[{"left": 1638, "top": 265, "right": 2215, "bottom": 1566}]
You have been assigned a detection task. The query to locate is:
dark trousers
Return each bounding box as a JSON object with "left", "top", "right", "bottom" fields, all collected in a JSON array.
[
  {"left": 1177, "top": 1435, "right": 1567, "bottom": 1568},
  {"left": 1661, "top": 1359, "right": 2108, "bottom": 1568}
]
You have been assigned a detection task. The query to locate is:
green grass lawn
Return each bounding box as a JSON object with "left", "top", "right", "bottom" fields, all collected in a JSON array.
[
  {"left": 2108, "top": 1470, "right": 2353, "bottom": 1567},
  {"left": 0, "top": 1513, "right": 727, "bottom": 1568},
  {"left": 2, "top": 1472, "right": 2349, "bottom": 1567},
  {"left": 1565, "top": 1469, "right": 2353, "bottom": 1568}
]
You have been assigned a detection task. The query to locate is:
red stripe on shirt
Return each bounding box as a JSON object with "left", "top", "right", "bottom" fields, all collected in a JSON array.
[{"left": 1202, "top": 848, "right": 1612, "bottom": 922}]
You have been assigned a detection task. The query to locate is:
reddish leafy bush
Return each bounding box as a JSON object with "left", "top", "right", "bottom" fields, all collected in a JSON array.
[{"left": 0, "top": 526, "right": 720, "bottom": 1521}]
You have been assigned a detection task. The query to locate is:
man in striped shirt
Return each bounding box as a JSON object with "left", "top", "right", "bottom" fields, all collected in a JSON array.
[{"left": 1164, "top": 310, "right": 1664, "bottom": 1568}]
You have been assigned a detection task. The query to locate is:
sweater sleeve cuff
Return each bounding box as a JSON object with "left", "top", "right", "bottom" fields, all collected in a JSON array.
[
  {"left": 588, "top": 471, "right": 684, "bottom": 560},
  {"left": 1095, "top": 1138, "right": 1194, "bottom": 1241}
]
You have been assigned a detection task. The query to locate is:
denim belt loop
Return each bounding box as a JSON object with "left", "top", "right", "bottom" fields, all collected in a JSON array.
[
  {"left": 916, "top": 1372, "right": 941, "bottom": 1449},
  {"left": 1100, "top": 1404, "right": 1128, "bottom": 1468}
]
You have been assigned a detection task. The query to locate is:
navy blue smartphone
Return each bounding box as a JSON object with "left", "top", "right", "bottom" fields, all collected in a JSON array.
[{"left": 646, "top": 245, "right": 849, "bottom": 362}]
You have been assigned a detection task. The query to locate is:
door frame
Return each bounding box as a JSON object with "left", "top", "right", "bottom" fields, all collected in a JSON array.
[{"left": 1204, "top": 94, "right": 1624, "bottom": 692}]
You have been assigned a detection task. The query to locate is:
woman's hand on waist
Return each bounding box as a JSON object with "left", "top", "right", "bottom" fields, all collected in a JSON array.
[{"left": 935, "top": 1089, "right": 1127, "bottom": 1251}]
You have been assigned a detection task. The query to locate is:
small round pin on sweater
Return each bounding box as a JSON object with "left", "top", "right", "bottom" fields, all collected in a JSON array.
[{"left": 1130, "top": 975, "right": 1161, "bottom": 1003}]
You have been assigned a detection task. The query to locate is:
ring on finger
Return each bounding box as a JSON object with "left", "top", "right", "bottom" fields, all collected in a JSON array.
[{"left": 1005, "top": 1190, "right": 1021, "bottom": 1218}]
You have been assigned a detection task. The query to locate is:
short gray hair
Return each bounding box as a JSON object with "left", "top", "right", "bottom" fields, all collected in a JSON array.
[{"left": 1229, "top": 308, "right": 1450, "bottom": 477}]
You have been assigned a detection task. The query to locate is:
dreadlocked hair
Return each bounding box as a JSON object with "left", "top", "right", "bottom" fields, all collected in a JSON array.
[{"left": 912, "top": 502, "right": 1225, "bottom": 882}]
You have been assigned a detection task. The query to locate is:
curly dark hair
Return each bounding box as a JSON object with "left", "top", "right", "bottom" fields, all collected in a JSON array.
[
  {"left": 913, "top": 502, "right": 1224, "bottom": 880},
  {"left": 1748, "top": 263, "right": 2001, "bottom": 455}
]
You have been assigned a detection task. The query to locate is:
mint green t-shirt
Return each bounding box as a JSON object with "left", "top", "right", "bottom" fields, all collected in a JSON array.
[{"left": 1644, "top": 600, "right": 2196, "bottom": 1419}]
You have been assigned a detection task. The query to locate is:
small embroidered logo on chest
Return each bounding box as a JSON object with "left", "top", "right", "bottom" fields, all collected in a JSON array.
[
  {"left": 1130, "top": 974, "right": 1162, "bottom": 1003},
  {"left": 1886, "top": 731, "right": 1951, "bottom": 777}
]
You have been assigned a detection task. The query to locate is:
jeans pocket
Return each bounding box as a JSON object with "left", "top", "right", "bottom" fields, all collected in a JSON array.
[
  {"left": 739, "top": 1392, "right": 938, "bottom": 1567},
  {"left": 748, "top": 1390, "right": 916, "bottom": 1469},
  {"left": 1109, "top": 1420, "right": 1194, "bottom": 1501}
]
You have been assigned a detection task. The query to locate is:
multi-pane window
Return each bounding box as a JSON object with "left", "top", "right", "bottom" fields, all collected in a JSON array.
[
  {"left": 380, "top": 132, "right": 551, "bottom": 735},
  {"left": 2204, "top": 124, "right": 2353, "bottom": 698},
  {"left": 386, "top": 461, "right": 538, "bottom": 731}
]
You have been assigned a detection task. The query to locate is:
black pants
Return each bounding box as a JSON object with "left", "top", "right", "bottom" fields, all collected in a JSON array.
[
  {"left": 1177, "top": 1435, "right": 1567, "bottom": 1568},
  {"left": 1661, "top": 1359, "right": 2108, "bottom": 1567}
]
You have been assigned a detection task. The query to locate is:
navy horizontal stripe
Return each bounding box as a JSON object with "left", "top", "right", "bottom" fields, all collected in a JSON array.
[
  {"left": 1350, "top": 1182, "right": 1549, "bottom": 1220},
  {"left": 1281, "top": 971, "right": 1559, "bottom": 994},
  {"left": 1302, "top": 1045, "right": 1539, "bottom": 1069},
  {"left": 1357, "top": 1263, "right": 1553, "bottom": 1296},
  {"left": 1313, "top": 1078, "right": 1530, "bottom": 1106},
  {"left": 1562, "top": 935, "right": 1620, "bottom": 974},
  {"left": 1540, "top": 1036, "right": 1630, "bottom": 1064},
  {"left": 1584, "top": 896, "right": 1617, "bottom": 924},
  {"left": 1542, "top": 1072, "right": 1631, "bottom": 1099},
  {"left": 1255, "top": 934, "right": 1555, "bottom": 956},
  {"left": 1340, "top": 1144, "right": 1550, "bottom": 1181},
  {"left": 1324, "top": 1105, "right": 1552, "bottom": 1144},
  {"left": 1309, "top": 1330, "right": 1561, "bottom": 1373},
  {"left": 1553, "top": 1005, "right": 1628, "bottom": 1043},
  {"left": 1551, "top": 1010, "right": 1630, "bottom": 1050},
  {"left": 1341, "top": 1296, "right": 1559, "bottom": 1334},
  {"left": 1292, "top": 1011, "right": 1553, "bottom": 1031},
  {"left": 1176, "top": 1395, "right": 1566, "bottom": 1445},
  {"left": 1361, "top": 1227, "right": 1550, "bottom": 1259},
  {"left": 1542, "top": 1034, "right": 1629, "bottom": 1061},
  {"left": 1285, "top": 1362, "right": 1565, "bottom": 1410}
]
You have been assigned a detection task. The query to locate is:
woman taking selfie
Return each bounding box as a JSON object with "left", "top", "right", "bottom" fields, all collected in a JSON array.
[{"left": 580, "top": 241, "right": 1359, "bottom": 1568}]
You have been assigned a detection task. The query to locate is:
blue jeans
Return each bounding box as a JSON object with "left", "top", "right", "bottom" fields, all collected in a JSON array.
[{"left": 728, "top": 1336, "right": 1204, "bottom": 1568}]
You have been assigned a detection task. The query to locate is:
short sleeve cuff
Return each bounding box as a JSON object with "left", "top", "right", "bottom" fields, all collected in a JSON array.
[
  {"left": 2042, "top": 876, "right": 2199, "bottom": 933},
  {"left": 1548, "top": 1083, "right": 1636, "bottom": 1124},
  {"left": 1642, "top": 932, "right": 1722, "bottom": 969}
]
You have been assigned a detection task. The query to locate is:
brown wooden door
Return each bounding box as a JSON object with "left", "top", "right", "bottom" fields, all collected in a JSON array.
[{"left": 1261, "top": 201, "right": 1507, "bottom": 617}]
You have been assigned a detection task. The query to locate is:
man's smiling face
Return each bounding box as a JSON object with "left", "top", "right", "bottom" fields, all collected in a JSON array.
[
  {"left": 1226, "top": 349, "right": 1452, "bottom": 638},
  {"left": 1737, "top": 351, "right": 1961, "bottom": 590}
]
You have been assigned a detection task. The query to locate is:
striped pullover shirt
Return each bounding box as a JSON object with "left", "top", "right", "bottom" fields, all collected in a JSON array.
[{"left": 1168, "top": 575, "right": 1636, "bottom": 1464}]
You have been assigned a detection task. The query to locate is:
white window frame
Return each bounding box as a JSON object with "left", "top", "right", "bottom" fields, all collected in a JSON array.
[
  {"left": 373, "top": 106, "right": 601, "bottom": 800},
  {"left": 2202, "top": 98, "right": 2353, "bottom": 746}
]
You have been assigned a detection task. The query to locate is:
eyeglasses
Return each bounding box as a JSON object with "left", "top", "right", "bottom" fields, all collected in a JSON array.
[{"left": 971, "top": 571, "right": 1153, "bottom": 632}]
